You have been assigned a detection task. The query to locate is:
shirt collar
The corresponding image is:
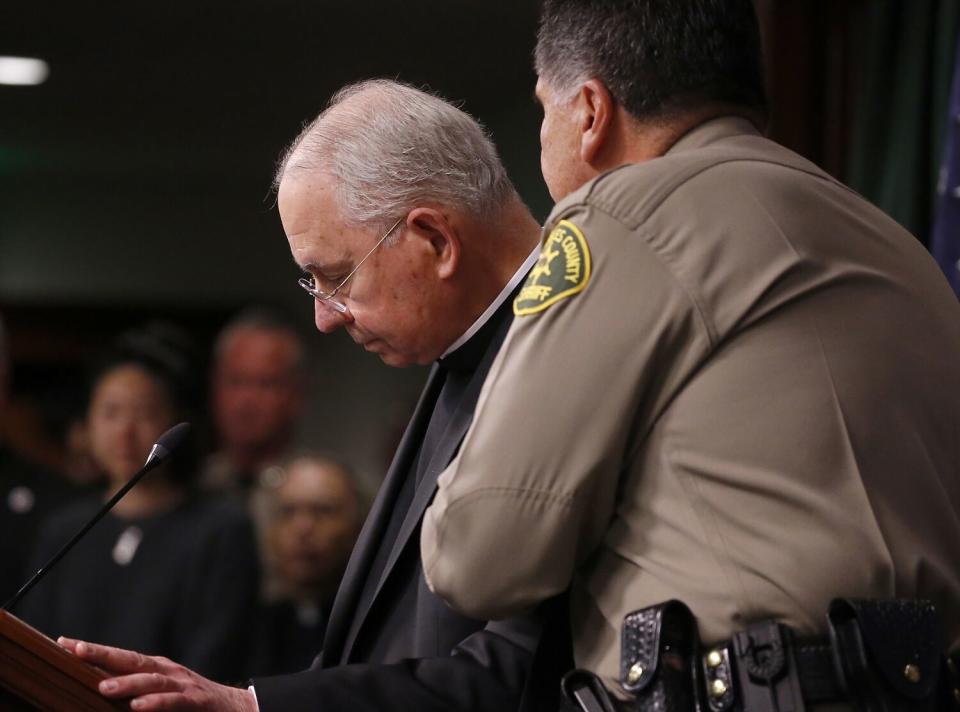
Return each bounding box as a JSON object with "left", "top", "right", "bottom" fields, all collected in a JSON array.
[{"left": 440, "top": 246, "right": 540, "bottom": 359}]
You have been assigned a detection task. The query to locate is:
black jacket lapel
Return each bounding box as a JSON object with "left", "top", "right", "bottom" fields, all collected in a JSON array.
[
  {"left": 373, "top": 358, "right": 494, "bottom": 597},
  {"left": 344, "top": 304, "right": 517, "bottom": 657},
  {"left": 320, "top": 365, "right": 444, "bottom": 666}
]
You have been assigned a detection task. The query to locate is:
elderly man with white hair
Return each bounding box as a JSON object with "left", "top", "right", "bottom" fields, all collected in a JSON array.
[{"left": 58, "top": 79, "right": 571, "bottom": 712}]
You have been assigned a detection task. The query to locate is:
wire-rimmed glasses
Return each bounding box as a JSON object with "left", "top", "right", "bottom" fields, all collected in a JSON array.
[{"left": 298, "top": 216, "right": 405, "bottom": 313}]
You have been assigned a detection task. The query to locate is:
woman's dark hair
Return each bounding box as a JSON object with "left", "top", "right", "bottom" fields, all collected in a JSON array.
[{"left": 87, "top": 322, "right": 202, "bottom": 486}]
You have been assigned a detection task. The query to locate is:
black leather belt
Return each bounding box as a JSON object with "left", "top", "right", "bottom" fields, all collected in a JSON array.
[
  {"left": 703, "top": 624, "right": 960, "bottom": 711},
  {"left": 701, "top": 635, "right": 843, "bottom": 710},
  {"left": 793, "top": 642, "right": 845, "bottom": 703},
  {"left": 564, "top": 599, "right": 959, "bottom": 712}
]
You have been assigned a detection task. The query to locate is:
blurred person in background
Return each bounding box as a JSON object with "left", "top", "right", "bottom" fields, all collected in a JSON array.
[
  {"left": 202, "top": 308, "right": 309, "bottom": 599},
  {"left": 202, "top": 308, "right": 307, "bottom": 496},
  {"left": 0, "top": 313, "right": 78, "bottom": 605},
  {"left": 252, "top": 453, "right": 364, "bottom": 675},
  {"left": 18, "top": 323, "right": 259, "bottom": 682},
  {"left": 59, "top": 411, "right": 106, "bottom": 489}
]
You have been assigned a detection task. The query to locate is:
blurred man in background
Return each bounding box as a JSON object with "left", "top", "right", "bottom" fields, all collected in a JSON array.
[
  {"left": 203, "top": 308, "right": 306, "bottom": 495},
  {"left": 203, "top": 308, "right": 310, "bottom": 596},
  {"left": 252, "top": 453, "right": 364, "bottom": 675}
]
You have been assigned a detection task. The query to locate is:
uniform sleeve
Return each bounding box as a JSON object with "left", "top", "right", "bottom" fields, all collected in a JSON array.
[{"left": 421, "top": 203, "right": 714, "bottom": 620}]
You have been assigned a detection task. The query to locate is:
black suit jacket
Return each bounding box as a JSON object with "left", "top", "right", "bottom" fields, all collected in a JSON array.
[{"left": 254, "top": 295, "right": 569, "bottom": 711}]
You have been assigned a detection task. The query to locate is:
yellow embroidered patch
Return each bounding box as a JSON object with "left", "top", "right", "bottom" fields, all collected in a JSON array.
[{"left": 514, "top": 220, "right": 591, "bottom": 316}]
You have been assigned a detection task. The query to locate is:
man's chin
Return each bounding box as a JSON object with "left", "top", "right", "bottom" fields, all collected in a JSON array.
[
  {"left": 363, "top": 340, "right": 434, "bottom": 368},
  {"left": 378, "top": 352, "right": 415, "bottom": 368}
]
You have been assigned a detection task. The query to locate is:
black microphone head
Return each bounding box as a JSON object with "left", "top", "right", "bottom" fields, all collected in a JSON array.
[
  {"left": 157, "top": 422, "right": 192, "bottom": 452},
  {"left": 144, "top": 422, "right": 192, "bottom": 467}
]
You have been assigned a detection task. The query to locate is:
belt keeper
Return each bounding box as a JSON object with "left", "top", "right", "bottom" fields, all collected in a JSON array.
[
  {"left": 733, "top": 620, "right": 806, "bottom": 712},
  {"left": 702, "top": 645, "right": 736, "bottom": 711}
]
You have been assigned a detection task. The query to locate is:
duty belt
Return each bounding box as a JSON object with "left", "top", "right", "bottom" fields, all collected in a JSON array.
[
  {"left": 700, "top": 630, "right": 840, "bottom": 709},
  {"left": 562, "top": 598, "right": 960, "bottom": 712}
]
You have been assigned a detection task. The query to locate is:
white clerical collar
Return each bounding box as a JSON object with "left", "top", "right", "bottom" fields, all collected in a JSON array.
[{"left": 440, "top": 246, "right": 540, "bottom": 359}]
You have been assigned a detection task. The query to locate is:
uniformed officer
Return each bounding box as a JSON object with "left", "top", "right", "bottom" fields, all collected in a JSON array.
[{"left": 422, "top": 0, "right": 960, "bottom": 708}]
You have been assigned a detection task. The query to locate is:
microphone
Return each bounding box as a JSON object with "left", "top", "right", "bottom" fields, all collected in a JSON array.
[{"left": 2, "top": 422, "right": 192, "bottom": 612}]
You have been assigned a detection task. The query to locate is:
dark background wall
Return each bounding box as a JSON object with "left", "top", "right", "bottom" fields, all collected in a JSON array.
[{"left": 1, "top": 0, "right": 957, "bottom": 484}]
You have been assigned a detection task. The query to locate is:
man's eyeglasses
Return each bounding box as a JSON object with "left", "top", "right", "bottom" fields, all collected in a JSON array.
[{"left": 298, "top": 216, "right": 405, "bottom": 313}]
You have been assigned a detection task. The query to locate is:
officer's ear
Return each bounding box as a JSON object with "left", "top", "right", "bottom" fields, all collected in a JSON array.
[
  {"left": 406, "top": 207, "right": 461, "bottom": 280},
  {"left": 577, "top": 79, "right": 615, "bottom": 165}
]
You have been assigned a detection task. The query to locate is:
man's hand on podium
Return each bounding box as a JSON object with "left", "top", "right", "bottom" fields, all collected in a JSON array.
[{"left": 57, "top": 637, "right": 258, "bottom": 712}]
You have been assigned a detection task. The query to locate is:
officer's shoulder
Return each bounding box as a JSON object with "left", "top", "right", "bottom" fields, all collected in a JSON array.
[
  {"left": 547, "top": 137, "right": 814, "bottom": 230},
  {"left": 545, "top": 161, "right": 688, "bottom": 233},
  {"left": 545, "top": 170, "right": 615, "bottom": 227}
]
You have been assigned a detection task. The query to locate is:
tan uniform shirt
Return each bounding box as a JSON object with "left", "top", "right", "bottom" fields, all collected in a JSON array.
[{"left": 421, "top": 117, "right": 960, "bottom": 687}]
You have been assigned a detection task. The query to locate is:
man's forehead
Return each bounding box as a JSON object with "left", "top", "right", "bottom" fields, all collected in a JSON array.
[
  {"left": 278, "top": 172, "right": 338, "bottom": 226},
  {"left": 279, "top": 175, "right": 356, "bottom": 266},
  {"left": 221, "top": 328, "right": 299, "bottom": 363},
  {"left": 281, "top": 464, "right": 350, "bottom": 497}
]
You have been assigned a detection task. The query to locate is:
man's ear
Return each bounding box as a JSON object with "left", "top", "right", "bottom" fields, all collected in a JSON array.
[
  {"left": 578, "top": 78, "right": 615, "bottom": 165},
  {"left": 407, "top": 207, "right": 460, "bottom": 279}
]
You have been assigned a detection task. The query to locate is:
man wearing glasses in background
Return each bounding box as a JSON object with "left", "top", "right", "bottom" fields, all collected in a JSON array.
[{"left": 57, "top": 79, "right": 570, "bottom": 711}]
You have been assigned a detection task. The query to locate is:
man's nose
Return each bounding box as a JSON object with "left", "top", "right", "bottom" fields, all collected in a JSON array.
[{"left": 314, "top": 301, "right": 353, "bottom": 333}]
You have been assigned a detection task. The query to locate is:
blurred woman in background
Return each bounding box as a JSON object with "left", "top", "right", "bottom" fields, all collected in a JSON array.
[{"left": 18, "top": 323, "right": 259, "bottom": 682}]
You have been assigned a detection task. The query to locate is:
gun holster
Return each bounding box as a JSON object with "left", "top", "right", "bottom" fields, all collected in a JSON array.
[{"left": 561, "top": 600, "right": 701, "bottom": 712}]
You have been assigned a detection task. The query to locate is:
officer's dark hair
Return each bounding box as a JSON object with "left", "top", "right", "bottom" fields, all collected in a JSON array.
[
  {"left": 87, "top": 322, "right": 201, "bottom": 485},
  {"left": 535, "top": 0, "right": 767, "bottom": 123}
]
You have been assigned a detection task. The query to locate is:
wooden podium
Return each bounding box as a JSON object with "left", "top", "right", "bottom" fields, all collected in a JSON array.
[{"left": 0, "top": 611, "right": 126, "bottom": 711}]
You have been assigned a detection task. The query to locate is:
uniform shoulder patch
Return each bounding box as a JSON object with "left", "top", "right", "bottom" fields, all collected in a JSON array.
[{"left": 514, "top": 219, "right": 592, "bottom": 316}]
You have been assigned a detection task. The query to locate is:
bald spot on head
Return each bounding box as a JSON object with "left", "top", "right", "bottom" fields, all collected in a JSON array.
[{"left": 281, "top": 84, "right": 382, "bottom": 181}]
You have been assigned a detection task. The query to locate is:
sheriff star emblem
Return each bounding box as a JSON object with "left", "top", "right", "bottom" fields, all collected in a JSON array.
[{"left": 514, "top": 220, "right": 591, "bottom": 316}]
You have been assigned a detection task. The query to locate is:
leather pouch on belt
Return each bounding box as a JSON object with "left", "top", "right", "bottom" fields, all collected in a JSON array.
[
  {"left": 619, "top": 600, "right": 700, "bottom": 712},
  {"left": 827, "top": 598, "right": 943, "bottom": 711}
]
